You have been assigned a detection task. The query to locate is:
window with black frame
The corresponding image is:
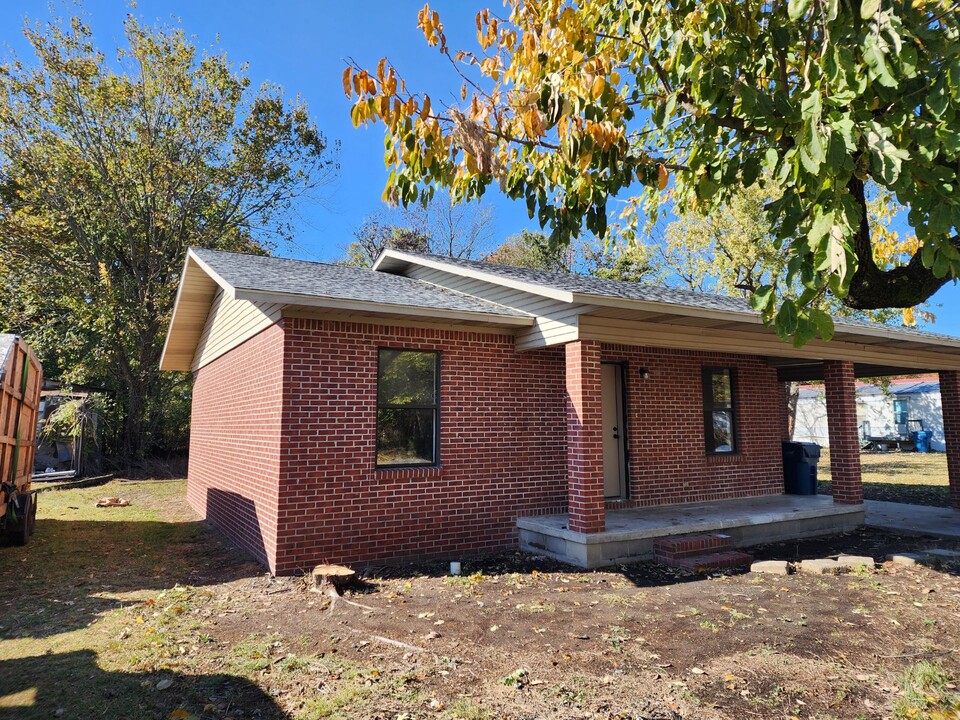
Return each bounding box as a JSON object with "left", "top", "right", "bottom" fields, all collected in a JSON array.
[
  {"left": 702, "top": 367, "right": 737, "bottom": 454},
  {"left": 376, "top": 349, "right": 439, "bottom": 467}
]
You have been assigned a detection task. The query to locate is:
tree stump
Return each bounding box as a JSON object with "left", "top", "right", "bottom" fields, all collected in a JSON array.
[{"left": 311, "top": 564, "right": 356, "bottom": 597}]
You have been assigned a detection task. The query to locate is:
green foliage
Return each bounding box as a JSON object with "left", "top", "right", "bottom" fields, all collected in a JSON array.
[
  {"left": 348, "top": 1, "right": 960, "bottom": 343},
  {"left": 484, "top": 229, "right": 573, "bottom": 273},
  {"left": 0, "top": 13, "right": 336, "bottom": 463},
  {"left": 659, "top": 179, "right": 915, "bottom": 343},
  {"left": 893, "top": 661, "right": 960, "bottom": 719},
  {"left": 583, "top": 239, "right": 658, "bottom": 283}
]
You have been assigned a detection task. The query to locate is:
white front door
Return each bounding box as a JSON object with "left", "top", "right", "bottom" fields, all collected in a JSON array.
[{"left": 601, "top": 363, "right": 627, "bottom": 498}]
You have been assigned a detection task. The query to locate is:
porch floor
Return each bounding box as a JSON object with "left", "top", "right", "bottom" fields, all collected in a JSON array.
[{"left": 518, "top": 494, "right": 865, "bottom": 568}]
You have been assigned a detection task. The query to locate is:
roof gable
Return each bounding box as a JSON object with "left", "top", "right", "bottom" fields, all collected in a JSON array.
[{"left": 160, "top": 248, "right": 534, "bottom": 372}]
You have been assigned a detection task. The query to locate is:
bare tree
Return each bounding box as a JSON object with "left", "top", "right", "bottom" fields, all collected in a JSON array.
[{"left": 341, "top": 193, "right": 495, "bottom": 267}]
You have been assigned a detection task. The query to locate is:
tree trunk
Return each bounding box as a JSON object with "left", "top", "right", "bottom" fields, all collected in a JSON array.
[
  {"left": 786, "top": 381, "right": 800, "bottom": 439},
  {"left": 845, "top": 178, "right": 958, "bottom": 309}
]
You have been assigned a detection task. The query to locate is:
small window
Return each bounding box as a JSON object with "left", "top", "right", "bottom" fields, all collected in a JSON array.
[
  {"left": 376, "top": 349, "right": 439, "bottom": 467},
  {"left": 893, "top": 398, "right": 910, "bottom": 435},
  {"left": 702, "top": 367, "right": 737, "bottom": 454}
]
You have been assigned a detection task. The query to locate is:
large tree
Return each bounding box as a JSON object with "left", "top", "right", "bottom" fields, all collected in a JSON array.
[
  {"left": 345, "top": 1, "right": 960, "bottom": 343},
  {"left": 0, "top": 15, "right": 336, "bottom": 464}
]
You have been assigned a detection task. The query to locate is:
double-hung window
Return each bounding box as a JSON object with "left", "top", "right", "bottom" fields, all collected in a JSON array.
[
  {"left": 376, "top": 349, "right": 439, "bottom": 467},
  {"left": 702, "top": 367, "right": 737, "bottom": 454}
]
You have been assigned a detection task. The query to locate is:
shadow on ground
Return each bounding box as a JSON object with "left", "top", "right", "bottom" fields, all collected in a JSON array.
[
  {"left": 819, "top": 480, "right": 951, "bottom": 507},
  {"left": 0, "top": 517, "right": 263, "bottom": 640},
  {"left": 0, "top": 649, "right": 289, "bottom": 720}
]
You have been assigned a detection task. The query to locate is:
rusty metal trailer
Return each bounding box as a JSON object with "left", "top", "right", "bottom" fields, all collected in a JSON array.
[{"left": 0, "top": 335, "right": 42, "bottom": 545}]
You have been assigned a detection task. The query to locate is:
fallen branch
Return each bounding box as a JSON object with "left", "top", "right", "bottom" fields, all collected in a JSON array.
[
  {"left": 878, "top": 648, "right": 955, "bottom": 659},
  {"left": 341, "top": 625, "right": 425, "bottom": 653}
]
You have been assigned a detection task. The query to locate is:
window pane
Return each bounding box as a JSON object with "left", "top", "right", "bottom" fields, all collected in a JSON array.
[
  {"left": 378, "top": 350, "right": 437, "bottom": 405},
  {"left": 377, "top": 408, "right": 436, "bottom": 465},
  {"left": 711, "top": 410, "right": 735, "bottom": 452},
  {"left": 711, "top": 369, "right": 732, "bottom": 406}
]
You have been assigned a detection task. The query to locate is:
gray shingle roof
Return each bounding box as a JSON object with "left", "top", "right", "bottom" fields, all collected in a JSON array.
[
  {"left": 392, "top": 251, "right": 752, "bottom": 313},
  {"left": 386, "top": 251, "right": 959, "bottom": 344},
  {"left": 190, "top": 248, "right": 530, "bottom": 319}
]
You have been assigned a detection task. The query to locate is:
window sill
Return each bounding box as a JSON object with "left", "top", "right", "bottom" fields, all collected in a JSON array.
[
  {"left": 375, "top": 464, "right": 444, "bottom": 476},
  {"left": 705, "top": 452, "right": 742, "bottom": 462}
]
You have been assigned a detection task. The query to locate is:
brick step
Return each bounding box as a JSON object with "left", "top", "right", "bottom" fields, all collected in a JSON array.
[
  {"left": 653, "top": 533, "right": 733, "bottom": 561},
  {"left": 661, "top": 550, "right": 754, "bottom": 572}
]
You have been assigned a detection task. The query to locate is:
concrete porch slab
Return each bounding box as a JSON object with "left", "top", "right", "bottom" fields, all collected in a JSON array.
[{"left": 518, "top": 494, "right": 865, "bottom": 568}]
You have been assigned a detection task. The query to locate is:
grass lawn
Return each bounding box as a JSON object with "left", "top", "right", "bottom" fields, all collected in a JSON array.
[
  {"left": 1, "top": 478, "right": 959, "bottom": 719},
  {"left": 818, "top": 450, "right": 952, "bottom": 506}
]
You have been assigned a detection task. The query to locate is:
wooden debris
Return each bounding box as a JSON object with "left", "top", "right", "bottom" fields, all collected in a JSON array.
[{"left": 96, "top": 497, "right": 130, "bottom": 508}]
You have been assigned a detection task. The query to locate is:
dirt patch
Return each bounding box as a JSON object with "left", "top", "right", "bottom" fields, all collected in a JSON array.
[{"left": 2, "top": 480, "right": 960, "bottom": 719}]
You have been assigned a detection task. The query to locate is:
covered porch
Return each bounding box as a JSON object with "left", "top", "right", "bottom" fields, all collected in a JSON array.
[{"left": 521, "top": 330, "right": 960, "bottom": 568}]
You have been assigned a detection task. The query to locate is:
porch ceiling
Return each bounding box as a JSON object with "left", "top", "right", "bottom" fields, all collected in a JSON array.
[
  {"left": 578, "top": 305, "right": 960, "bottom": 374},
  {"left": 770, "top": 359, "right": 939, "bottom": 382}
]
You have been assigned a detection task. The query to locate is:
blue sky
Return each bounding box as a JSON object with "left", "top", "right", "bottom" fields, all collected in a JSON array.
[{"left": 1, "top": 1, "right": 957, "bottom": 336}]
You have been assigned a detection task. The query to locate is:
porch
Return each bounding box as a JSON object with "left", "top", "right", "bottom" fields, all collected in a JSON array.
[{"left": 518, "top": 494, "right": 865, "bottom": 568}]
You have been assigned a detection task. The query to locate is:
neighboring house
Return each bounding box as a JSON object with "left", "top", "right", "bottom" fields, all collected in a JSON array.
[
  {"left": 160, "top": 248, "right": 960, "bottom": 573},
  {"left": 794, "top": 377, "right": 945, "bottom": 451}
]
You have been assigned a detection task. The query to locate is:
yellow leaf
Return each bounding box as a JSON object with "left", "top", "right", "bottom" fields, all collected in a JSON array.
[
  {"left": 341, "top": 67, "right": 352, "bottom": 98},
  {"left": 420, "top": 94, "right": 432, "bottom": 119},
  {"left": 658, "top": 163, "right": 669, "bottom": 190},
  {"left": 461, "top": 82, "right": 468, "bottom": 101},
  {"left": 591, "top": 75, "right": 605, "bottom": 100},
  {"left": 377, "top": 57, "right": 386, "bottom": 80},
  {"left": 168, "top": 711, "right": 192, "bottom": 720}
]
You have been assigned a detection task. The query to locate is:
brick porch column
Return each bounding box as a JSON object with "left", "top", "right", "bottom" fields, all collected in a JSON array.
[
  {"left": 823, "top": 360, "right": 863, "bottom": 505},
  {"left": 565, "top": 339, "right": 605, "bottom": 533},
  {"left": 939, "top": 370, "right": 960, "bottom": 509}
]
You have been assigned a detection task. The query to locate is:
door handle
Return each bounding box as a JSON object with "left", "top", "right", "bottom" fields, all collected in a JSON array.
[{"left": 612, "top": 426, "right": 619, "bottom": 440}]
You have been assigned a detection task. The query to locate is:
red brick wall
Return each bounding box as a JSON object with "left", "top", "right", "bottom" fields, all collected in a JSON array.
[
  {"left": 274, "top": 318, "right": 567, "bottom": 574},
  {"left": 938, "top": 370, "right": 960, "bottom": 509},
  {"left": 188, "top": 320, "right": 793, "bottom": 574},
  {"left": 600, "top": 344, "right": 785, "bottom": 506},
  {"left": 188, "top": 323, "right": 285, "bottom": 571},
  {"left": 823, "top": 360, "right": 864, "bottom": 505},
  {"left": 565, "top": 340, "right": 605, "bottom": 533}
]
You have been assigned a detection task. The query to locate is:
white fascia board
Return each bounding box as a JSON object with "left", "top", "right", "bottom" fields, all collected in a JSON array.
[
  {"left": 574, "top": 293, "right": 763, "bottom": 326},
  {"left": 186, "top": 247, "right": 239, "bottom": 300}
]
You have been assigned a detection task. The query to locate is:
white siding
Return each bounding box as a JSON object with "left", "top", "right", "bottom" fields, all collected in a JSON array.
[
  {"left": 793, "top": 390, "right": 830, "bottom": 446},
  {"left": 404, "top": 266, "right": 585, "bottom": 349},
  {"left": 192, "top": 288, "right": 283, "bottom": 370},
  {"left": 793, "top": 388, "right": 946, "bottom": 451}
]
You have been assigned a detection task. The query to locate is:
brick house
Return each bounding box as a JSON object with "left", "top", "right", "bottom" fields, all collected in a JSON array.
[{"left": 160, "top": 248, "right": 960, "bottom": 573}]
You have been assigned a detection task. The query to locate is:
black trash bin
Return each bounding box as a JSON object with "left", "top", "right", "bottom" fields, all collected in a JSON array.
[{"left": 782, "top": 441, "right": 821, "bottom": 495}]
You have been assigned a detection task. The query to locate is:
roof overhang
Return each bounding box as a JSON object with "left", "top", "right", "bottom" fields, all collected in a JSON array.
[
  {"left": 160, "top": 249, "right": 535, "bottom": 372},
  {"left": 160, "top": 251, "right": 221, "bottom": 372}
]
